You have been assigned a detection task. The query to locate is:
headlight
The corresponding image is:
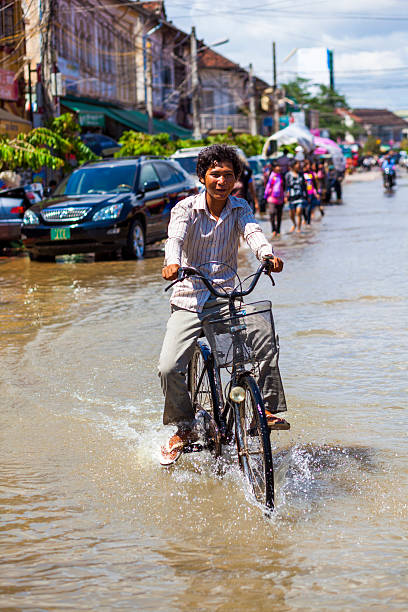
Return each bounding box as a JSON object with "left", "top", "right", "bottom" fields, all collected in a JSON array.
[
  {"left": 23, "top": 209, "right": 40, "bottom": 225},
  {"left": 229, "top": 386, "right": 246, "bottom": 402},
  {"left": 93, "top": 203, "right": 123, "bottom": 221}
]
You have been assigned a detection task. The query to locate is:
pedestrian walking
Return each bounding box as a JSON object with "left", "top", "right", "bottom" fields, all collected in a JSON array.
[
  {"left": 302, "top": 159, "right": 320, "bottom": 224},
  {"left": 328, "top": 165, "right": 343, "bottom": 202},
  {"left": 231, "top": 158, "right": 259, "bottom": 213},
  {"left": 264, "top": 162, "right": 284, "bottom": 237},
  {"left": 285, "top": 159, "right": 307, "bottom": 234}
]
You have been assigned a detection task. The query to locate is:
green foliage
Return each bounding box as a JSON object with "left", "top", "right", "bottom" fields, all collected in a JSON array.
[
  {"left": 399, "top": 138, "right": 408, "bottom": 152},
  {"left": 0, "top": 134, "right": 64, "bottom": 171},
  {"left": 363, "top": 135, "right": 381, "bottom": 154},
  {"left": 284, "top": 77, "right": 313, "bottom": 107},
  {"left": 0, "top": 113, "right": 97, "bottom": 172},
  {"left": 116, "top": 126, "right": 266, "bottom": 159},
  {"left": 116, "top": 131, "right": 178, "bottom": 157},
  {"left": 282, "top": 78, "right": 363, "bottom": 141},
  {"left": 46, "top": 113, "right": 98, "bottom": 169}
]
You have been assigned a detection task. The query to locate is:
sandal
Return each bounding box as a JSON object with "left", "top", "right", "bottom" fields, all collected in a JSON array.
[
  {"left": 265, "top": 410, "right": 290, "bottom": 430},
  {"left": 160, "top": 430, "right": 198, "bottom": 466}
]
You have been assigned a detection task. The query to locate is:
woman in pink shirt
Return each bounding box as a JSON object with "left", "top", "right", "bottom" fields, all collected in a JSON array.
[{"left": 264, "top": 162, "right": 285, "bottom": 237}]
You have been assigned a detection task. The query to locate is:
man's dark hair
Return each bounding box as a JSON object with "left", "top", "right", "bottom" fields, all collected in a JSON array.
[{"left": 196, "top": 144, "right": 243, "bottom": 180}]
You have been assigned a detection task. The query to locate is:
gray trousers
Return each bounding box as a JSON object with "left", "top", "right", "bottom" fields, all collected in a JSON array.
[{"left": 158, "top": 298, "right": 287, "bottom": 426}]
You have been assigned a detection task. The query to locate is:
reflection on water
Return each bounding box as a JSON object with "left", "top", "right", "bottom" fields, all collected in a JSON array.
[{"left": 0, "top": 175, "right": 407, "bottom": 610}]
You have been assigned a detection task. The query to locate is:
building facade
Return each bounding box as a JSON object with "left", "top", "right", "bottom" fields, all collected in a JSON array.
[
  {"left": 0, "top": 0, "right": 31, "bottom": 134},
  {"left": 20, "top": 0, "right": 266, "bottom": 139}
]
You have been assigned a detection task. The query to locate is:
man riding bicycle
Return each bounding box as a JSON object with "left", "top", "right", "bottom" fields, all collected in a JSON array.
[{"left": 159, "top": 144, "right": 288, "bottom": 465}]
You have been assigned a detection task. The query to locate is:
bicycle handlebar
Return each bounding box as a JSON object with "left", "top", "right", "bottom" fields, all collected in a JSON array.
[{"left": 164, "top": 259, "right": 275, "bottom": 298}]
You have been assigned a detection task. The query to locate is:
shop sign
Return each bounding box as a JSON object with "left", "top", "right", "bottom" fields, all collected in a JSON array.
[
  {"left": 78, "top": 112, "right": 105, "bottom": 128},
  {"left": 0, "top": 70, "right": 18, "bottom": 101}
]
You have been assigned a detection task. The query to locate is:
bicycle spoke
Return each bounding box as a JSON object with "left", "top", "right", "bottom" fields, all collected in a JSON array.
[{"left": 235, "top": 378, "right": 274, "bottom": 508}]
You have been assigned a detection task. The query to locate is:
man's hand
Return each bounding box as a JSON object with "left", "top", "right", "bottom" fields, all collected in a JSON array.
[
  {"left": 263, "top": 255, "right": 284, "bottom": 273},
  {"left": 162, "top": 264, "right": 180, "bottom": 281}
]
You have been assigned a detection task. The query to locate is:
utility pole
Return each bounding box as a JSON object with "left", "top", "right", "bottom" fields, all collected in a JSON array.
[
  {"left": 272, "top": 41, "right": 280, "bottom": 132},
  {"left": 146, "top": 39, "right": 154, "bottom": 134},
  {"left": 143, "top": 23, "right": 163, "bottom": 134},
  {"left": 248, "top": 63, "right": 257, "bottom": 136},
  {"left": 190, "top": 26, "right": 201, "bottom": 140}
]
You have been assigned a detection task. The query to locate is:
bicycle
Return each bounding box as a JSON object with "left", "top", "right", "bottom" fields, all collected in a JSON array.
[{"left": 165, "top": 260, "right": 286, "bottom": 511}]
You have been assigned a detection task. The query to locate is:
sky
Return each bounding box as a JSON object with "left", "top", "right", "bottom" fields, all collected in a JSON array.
[{"left": 164, "top": 0, "right": 408, "bottom": 111}]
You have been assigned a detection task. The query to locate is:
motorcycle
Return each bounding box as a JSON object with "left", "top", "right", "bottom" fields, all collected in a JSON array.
[{"left": 383, "top": 166, "right": 396, "bottom": 191}]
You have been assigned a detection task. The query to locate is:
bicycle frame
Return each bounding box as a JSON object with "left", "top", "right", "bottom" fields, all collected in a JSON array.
[{"left": 168, "top": 261, "right": 277, "bottom": 508}]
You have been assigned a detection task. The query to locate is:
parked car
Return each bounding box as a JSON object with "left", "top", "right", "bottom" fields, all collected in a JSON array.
[
  {"left": 80, "top": 133, "right": 121, "bottom": 157},
  {"left": 0, "top": 185, "right": 42, "bottom": 247},
  {"left": 170, "top": 147, "right": 205, "bottom": 192},
  {"left": 247, "top": 156, "right": 266, "bottom": 202},
  {"left": 21, "top": 156, "right": 197, "bottom": 261},
  {"left": 171, "top": 145, "right": 248, "bottom": 192}
]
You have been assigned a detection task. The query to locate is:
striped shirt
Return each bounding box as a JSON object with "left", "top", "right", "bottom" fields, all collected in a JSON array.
[{"left": 164, "top": 191, "right": 273, "bottom": 312}]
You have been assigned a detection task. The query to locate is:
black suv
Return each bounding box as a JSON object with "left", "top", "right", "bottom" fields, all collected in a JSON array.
[{"left": 22, "top": 156, "right": 197, "bottom": 261}]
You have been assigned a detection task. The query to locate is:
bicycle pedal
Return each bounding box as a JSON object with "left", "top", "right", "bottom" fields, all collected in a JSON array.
[{"left": 182, "top": 442, "right": 204, "bottom": 454}]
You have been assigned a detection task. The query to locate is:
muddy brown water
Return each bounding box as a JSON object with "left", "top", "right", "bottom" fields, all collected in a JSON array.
[{"left": 1, "top": 173, "right": 407, "bottom": 610}]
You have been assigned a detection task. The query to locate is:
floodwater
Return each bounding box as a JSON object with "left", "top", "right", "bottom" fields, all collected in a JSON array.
[{"left": 1, "top": 171, "right": 407, "bottom": 610}]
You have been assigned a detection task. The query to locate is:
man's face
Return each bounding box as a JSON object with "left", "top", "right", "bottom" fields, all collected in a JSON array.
[{"left": 201, "top": 160, "right": 236, "bottom": 201}]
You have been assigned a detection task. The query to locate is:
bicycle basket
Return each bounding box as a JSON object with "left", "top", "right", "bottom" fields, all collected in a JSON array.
[{"left": 202, "top": 300, "right": 276, "bottom": 368}]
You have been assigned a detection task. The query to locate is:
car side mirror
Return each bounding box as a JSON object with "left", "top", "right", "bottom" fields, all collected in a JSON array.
[{"left": 142, "top": 180, "right": 160, "bottom": 193}]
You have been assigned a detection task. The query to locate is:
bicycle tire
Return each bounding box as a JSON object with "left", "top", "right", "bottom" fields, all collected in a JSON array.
[
  {"left": 188, "top": 341, "right": 222, "bottom": 455},
  {"left": 233, "top": 374, "right": 275, "bottom": 509}
]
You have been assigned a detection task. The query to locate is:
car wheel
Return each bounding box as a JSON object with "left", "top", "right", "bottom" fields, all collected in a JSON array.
[
  {"left": 122, "top": 219, "right": 145, "bottom": 259},
  {"left": 28, "top": 251, "right": 55, "bottom": 262}
]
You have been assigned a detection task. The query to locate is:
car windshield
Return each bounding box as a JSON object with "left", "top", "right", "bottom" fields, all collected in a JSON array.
[
  {"left": 54, "top": 164, "right": 136, "bottom": 195},
  {"left": 248, "top": 160, "right": 261, "bottom": 174},
  {"left": 175, "top": 156, "right": 198, "bottom": 175}
]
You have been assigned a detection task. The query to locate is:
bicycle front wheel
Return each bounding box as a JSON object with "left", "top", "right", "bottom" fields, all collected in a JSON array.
[{"left": 234, "top": 375, "right": 275, "bottom": 509}]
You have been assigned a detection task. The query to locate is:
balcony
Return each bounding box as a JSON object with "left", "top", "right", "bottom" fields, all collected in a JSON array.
[{"left": 200, "top": 113, "right": 250, "bottom": 133}]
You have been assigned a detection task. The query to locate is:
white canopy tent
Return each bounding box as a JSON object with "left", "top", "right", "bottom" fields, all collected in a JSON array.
[{"left": 262, "top": 123, "right": 315, "bottom": 157}]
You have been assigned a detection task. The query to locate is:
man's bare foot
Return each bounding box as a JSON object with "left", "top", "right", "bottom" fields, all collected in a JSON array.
[
  {"left": 289, "top": 225, "right": 296, "bottom": 233},
  {"left": 296, "top": 228, "right": 301, "bottom": 233},
  {"left": 271, "top": 231, "right": 277, "bottom": 237}
]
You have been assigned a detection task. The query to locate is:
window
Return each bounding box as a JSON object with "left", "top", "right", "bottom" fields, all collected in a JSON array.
[
  {"left": 56, "top": 164, "right": 137, "bottom": 195},
  {"left": 0, "top": 3, "right": 15, "bottom": 38},
  {"left": 202, "top": 89, "right": 214, "bottom": 112},
  {"left": 154, "top": 162, "right": 183, "bottom": 187},
  {"left": 138, "top": 163, "right": 160, "bottom": 189}
]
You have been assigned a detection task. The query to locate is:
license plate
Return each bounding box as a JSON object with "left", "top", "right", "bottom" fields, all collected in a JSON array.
[{"left": 51, "top": 227, "right": 71, "bottom": 240}]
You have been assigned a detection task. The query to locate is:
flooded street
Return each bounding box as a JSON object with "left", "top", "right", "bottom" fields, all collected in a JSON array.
[{"left": 1, "top": 172, "right": 407, "bottom": 610}]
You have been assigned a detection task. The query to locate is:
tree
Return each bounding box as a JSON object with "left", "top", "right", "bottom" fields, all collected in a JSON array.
[
  {"left": 0, "top": 113, "right": 97, "bottom": 173},
  {"left": 282, "top": 78, "right": 363, "bottom": 141},
  {"left": 363, "top": 135, "right": 381, "bottom": 155},
  {"left": 46, "top": 113, "right": 99, "bottom": 170},
  {"left": 115, "top": 127, "right": 266, "bottom": 159}
]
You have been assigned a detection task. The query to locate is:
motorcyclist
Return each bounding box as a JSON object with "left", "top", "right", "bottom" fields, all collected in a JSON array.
[{"left": 381, "top": 153, "right": 396, "bottom": 189}]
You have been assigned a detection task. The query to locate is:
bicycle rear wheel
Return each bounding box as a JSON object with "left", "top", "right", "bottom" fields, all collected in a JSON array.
[{"left": 234, "top": 375, "right": 275, "bottom": 509}]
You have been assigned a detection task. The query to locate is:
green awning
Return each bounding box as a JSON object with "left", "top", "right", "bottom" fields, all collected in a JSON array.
[
  {"left": 61, "top": 99, "right": 107, "bottom": 128},
  {"left": 61, "top": 98, "right": 192, "bottom": 139}
]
